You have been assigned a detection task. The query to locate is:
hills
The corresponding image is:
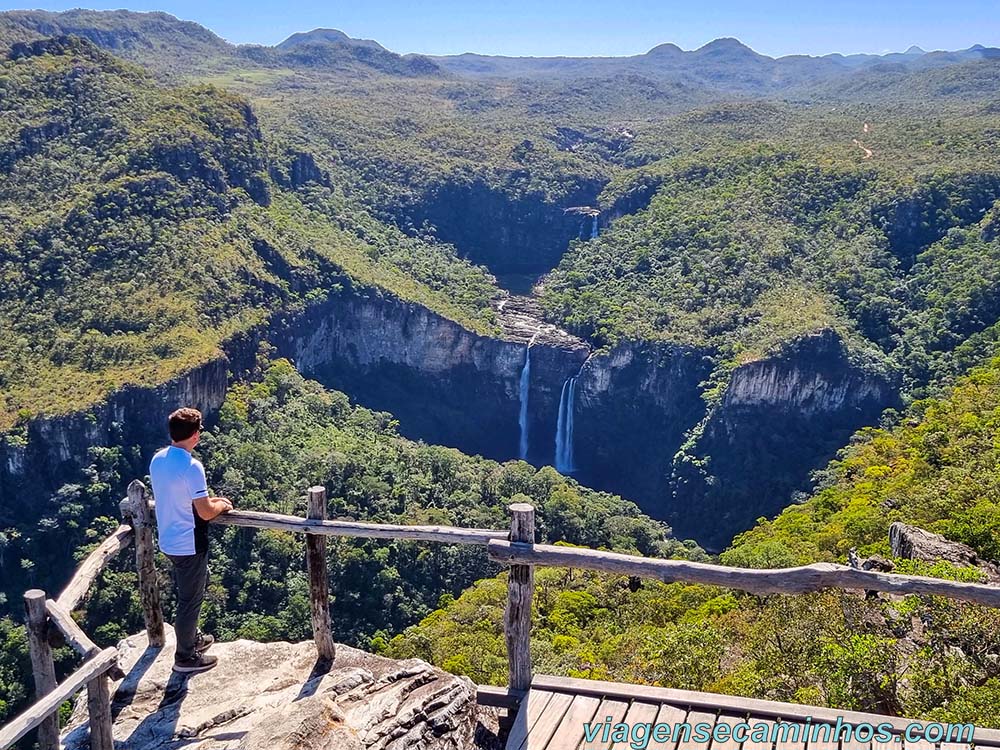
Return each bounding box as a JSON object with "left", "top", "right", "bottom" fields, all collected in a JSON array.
[
  {"left": 2, "top": 4, "right": 1000, "bottom": 736},
  {"left": 430, "top": 35, "right": 1000, "bottom": 95},
  {"left": 0, "top": 35, "right": 497, "bottom": 431},
  {"left": 2, "top": 9, "right": 1000, "bottom": 542},
  {"left": 3, "top": 9, "right": 1000, "bottom": 544},
  {"left": 4, "top": 9, "right": 1000, "bottom": 98}
]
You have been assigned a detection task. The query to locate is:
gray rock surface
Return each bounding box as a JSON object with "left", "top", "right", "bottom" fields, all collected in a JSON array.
[
  {"left": 62, "top": 627, "right": 488, "bottom": 750},
  {"left": 889, "top": 522, "right": 1000, "bottom": 581}
]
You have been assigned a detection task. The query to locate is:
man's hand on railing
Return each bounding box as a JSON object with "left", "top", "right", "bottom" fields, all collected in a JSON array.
[{"left": 194, "top": 496, "right": 234, "bottom": 521}]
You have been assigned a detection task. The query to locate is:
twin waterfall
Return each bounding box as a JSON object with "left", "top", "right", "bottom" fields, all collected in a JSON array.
[
  {"left": 517, "top": 334, "right": 582, "bottom": 474},
  {"left": 554, "top": 377, "right": 578, "bottom": 473},
  {"left": 515, "top": 208, "right": 597, "bottom": 468}
]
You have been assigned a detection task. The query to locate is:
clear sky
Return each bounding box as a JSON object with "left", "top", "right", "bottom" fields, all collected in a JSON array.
[{"left": 3, "top": 0, "right": 999, "bottom": 58}]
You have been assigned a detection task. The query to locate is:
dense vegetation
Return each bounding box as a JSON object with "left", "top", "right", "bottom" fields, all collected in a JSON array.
[
  {"left": 0, "top": 361, "right": 699, "bottom": 725},
  {"left": 0, "top": 36, "right": 498, "bottom": 429},
  {"left": 391, "top": 354, "right": 1000, "bottom": 724},
  {"left": 543, "top": 138, "right": 1000, "bottom": 394},
  {"left": 3, "top": 17, "right": 1000, "bottom": 427}
]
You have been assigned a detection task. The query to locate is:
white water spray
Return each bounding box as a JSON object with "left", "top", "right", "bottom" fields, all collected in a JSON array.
[
  {"left": 590, "top": 214, "right": 599, "bottom": 239},
  {"left": 518, "top": 333, "right": 540, "bottom": 460}
]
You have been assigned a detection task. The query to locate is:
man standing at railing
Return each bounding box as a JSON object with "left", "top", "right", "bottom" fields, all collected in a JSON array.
[{"left": 150, "top": 407, "right": 234, "bottom": 674}]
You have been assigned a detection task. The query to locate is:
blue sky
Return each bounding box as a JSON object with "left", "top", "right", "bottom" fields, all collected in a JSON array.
[{"left": 3, "top": 0, "right": 999, "bottom": 58}]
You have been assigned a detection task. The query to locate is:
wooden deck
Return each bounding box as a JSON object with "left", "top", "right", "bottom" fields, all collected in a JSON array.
[{"left": 504, "top": 675, "right": 1000, "bottom": 750}]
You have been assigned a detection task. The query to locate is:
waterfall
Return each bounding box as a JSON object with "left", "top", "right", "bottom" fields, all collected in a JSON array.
[
  {"left": 518, "top": 333, "right": 539, "bottom": 460},
  {"left": 554, "top": 376, "right": 578, "bottom": 473},
  {"left": 590, "top": 214, "right": 599, "bottom": 239}
]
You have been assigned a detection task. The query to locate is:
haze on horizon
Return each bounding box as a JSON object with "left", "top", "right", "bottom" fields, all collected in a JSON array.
[{"left": 1, "top": 0, "right": 998, "bottom": 59}]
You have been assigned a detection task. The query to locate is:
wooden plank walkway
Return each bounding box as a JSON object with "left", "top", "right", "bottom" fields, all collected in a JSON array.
[{"left": 504, "top": 675, "right": 1000, "bottom": 750}]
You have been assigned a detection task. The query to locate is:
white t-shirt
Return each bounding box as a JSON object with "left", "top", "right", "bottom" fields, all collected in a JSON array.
[{"left": 149, "top": 446, "right": 210, "bottom": 556}]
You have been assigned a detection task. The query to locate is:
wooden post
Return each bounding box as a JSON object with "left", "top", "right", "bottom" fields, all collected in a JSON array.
[
  {"left": 24, "top": 589, "right": 59, "bottom": 750},
  {"left": 86, "top": 675, "right": 114, "bottom": 750},
  {"left": 306, "top": 485, "right": 335, "bottom": 663},
  {"left": 127, "top": 479, "right": 165, "bottom": 647},
  {"left": 504, "top": 503, "right": 535, "bottom": 692}
]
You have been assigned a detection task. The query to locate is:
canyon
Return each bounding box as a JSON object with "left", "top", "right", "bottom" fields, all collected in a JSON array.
[{"left": 0, "top": 280, "right": 895, "bottom": 552}]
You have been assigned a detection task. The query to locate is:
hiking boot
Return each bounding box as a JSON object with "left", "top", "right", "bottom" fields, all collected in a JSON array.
[
  {"left": 172, "top": 653, "right": 218, "bottom": 674},
  {"left": 195, "top": 632, "right": 215, "bottom": 653}
]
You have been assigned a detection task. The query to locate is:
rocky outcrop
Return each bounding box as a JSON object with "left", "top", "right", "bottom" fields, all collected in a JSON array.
[
  {"left": 62, "top": 628, "right": 493, "bottom": 750},
  {"left": 722, "top": 336, "right": 887, "bottom": 414},
  {"left": 889, "top": 522, "right": 1000, "bottom": 581},
  {"left": 495, "top": 296, "right": 586, "bottom": 349}
]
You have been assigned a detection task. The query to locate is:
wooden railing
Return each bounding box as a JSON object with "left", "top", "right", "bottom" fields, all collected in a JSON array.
[{"left": 5, "top": 477, "right": 1000, "bottom": 749}]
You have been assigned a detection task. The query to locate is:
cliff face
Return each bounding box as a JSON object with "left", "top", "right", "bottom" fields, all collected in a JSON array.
[
  {"left": 671, "top": 331, "right": 897, "bottom": 548},
  {"left": 397, "top": 177, "right": 605, "bottom": 274},
  {"left": 289, "top": 292, "right": 590, "bottom": 462},
  {"left": 61, "top": 628, "right": 493, "bottom": 750},
  {"left": 0, "top": 356, "right": 235, "bottom": 521},
  {"left": 291, "top": 300, "right": 894, "bottom": 549},
  {"left": 571, "top": 341, "right": 713, "bottom": 510}
]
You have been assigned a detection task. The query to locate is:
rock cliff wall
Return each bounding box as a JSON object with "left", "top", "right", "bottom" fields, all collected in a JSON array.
[
  {"left": 671, "top": 331, "right": 897, "bottom": 548},
  {"left": 0, "top": 355, "right": 240, "bottom": 523},
  {"left": 570, "top": 341, "right": 713, "bottom": 512},
  {"left": 287, "top": 291, "right": 590, "bottom": 462}
]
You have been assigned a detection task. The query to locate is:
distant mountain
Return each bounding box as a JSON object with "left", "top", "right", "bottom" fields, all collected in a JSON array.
[
  {"left": 825, "top": 43, "right": 1000, "bottom": 69},
  {"left": 0, "top": 10, "right": 443, "bottom": 78},
  {"left": 0, "top": 8, "right": 228, "bottom": 62},
  {"left": 1, "top": 8, "right": 998, "bottom": 96},
  {"left": 264, "top": 26, "right": 441, "bottom": 76},
  {"left": 429, "top": 36, "right": 1000, "bottom": 95},
  {"left": 277, "top": 28, "right": 386, "bottom": 52},
  {"left": 802, "top": 57, "right": 1000, "bottom": 102}
]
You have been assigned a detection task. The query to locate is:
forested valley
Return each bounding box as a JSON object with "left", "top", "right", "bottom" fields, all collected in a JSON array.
[{"left": 2, "top": 8, "right": 1000, "bottom": 732}]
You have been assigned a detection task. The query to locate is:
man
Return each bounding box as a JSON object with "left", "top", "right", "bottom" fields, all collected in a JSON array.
[{"left": 149, "top": 407, "right": 233, "bottom": 674}]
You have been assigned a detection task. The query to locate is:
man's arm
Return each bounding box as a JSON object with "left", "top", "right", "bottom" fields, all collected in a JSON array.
[{"left": 193, "top": 496, "right": 233, "bottom": 521}]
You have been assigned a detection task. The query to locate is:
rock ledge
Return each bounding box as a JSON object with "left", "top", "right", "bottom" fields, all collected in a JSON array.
[{"left": 62, "top": 627, "right": 492, "bottom": 749}]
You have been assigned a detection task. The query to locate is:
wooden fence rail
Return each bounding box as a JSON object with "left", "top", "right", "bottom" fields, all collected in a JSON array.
[
  {"left": 192, "top": 505, "right": 508, "bottom": 545},
  {"left": 7, "top": 477, "right": 1000, "bottom": 750},
  {"left": 0, "top": 649, "right": 118, "bottom": 750},
  {"left": 487, "top": 539, "right": 1000, "bottom": 607},
  {"left": 55, "top": 525, "right": 133, "bottom": 613}
]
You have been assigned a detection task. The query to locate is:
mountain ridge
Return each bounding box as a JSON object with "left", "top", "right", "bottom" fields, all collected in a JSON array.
[{"left": 2, "top": 8, "right": 999, "bottom": 92}]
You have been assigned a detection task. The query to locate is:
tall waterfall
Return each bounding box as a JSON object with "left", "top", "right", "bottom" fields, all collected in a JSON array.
[
  {"left": 518, "top": 334, "right": 539, "bottom": 460},
  {"left": 590, "top": 214, "right": 599, "bottom": 239},
  {"left": 554, "top": 376, "right": 578, "bottom": 473}
]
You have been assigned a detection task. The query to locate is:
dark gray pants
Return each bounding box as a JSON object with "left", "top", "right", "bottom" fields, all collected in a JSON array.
[{"left": 167, "top": 552, "right": 208, "bottom": 662}]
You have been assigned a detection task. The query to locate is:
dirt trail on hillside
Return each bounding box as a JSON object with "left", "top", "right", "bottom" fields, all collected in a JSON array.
[{"left": 853, "top": 123, "right": 874, "bottom": 159}]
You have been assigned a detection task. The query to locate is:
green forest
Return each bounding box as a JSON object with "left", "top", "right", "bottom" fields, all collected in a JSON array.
[
  {"left": 0, "top": 361, "right": 698, "bottom": 724},
  {"left": 3, "top": 6, "right": 1000, "bottom": 744},
  {"left": 391, "top": 354, "right": 1000, "bottom": 723}
]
